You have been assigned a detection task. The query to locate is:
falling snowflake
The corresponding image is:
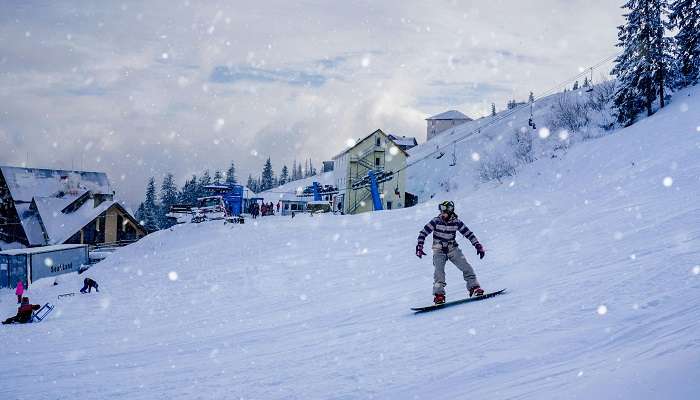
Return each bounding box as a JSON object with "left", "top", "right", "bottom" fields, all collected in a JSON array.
[
  {"left": 44, "top": 257, "right": 54, "bottom": 267},
  {"left": 168, "top": 271, "right": 178, "bottom": 281},
  {"left": 692, "top": 266, "right": 700, "bottom": 275},
  {"left": 662, "top": 177, "right": 673, "bottom": 187},
  {"left": 471, "top": 152, "right": 480, "bottom": 161},
  {"left": 538, "top": 127, "right": 551, "bottom": 139},
  {"left": 597, "top": 305, "right": 608, "bottom": 315}
]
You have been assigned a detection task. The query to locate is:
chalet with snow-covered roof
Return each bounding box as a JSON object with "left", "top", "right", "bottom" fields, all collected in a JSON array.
[
  {"left": 426, "top": 110, "right": 472, "bottom": 141},
  {"left": 0, "top": 166, "right": 146, "bottom": 250}
]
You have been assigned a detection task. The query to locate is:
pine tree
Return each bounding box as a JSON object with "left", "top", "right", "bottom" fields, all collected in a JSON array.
[
  {"left": 246, "top": 174, "right": 257, "bottom": 193},
  {"left": 528, "top": 91, "right": 535, "bottom": 103},
  {"left": 178, "top": 175, "right": 198, "bottom": 205},
  {"left": 612, "top": 0, "right": 674, "bottom": 125},
  {"left": 197, "top": 170, "right": 211, "bottom": 198},
  {"left": 583, "top": 76, "right": 590, "bottom": 88},
  {"left": 260, "top": 157, "right": 274, "bottom": 191},
  {"left": 490, "top": 103, "right": 496, "bottom": 116},
  {"left": 573, "top": 80, "right": 579, "bottom": 90},
  {"left": 213, "top": 169, "right": 223, "bottom": 185},
  {"left": 225, "top": 162, "right": 237, "bottom": 185},
  {"left": 669, "top": 0, "right": 700, "bottom": 88},
  {"left": 279, "top": 165, "right": 289, "bottom": 186},
  {"left": 159, "top": 173, "right": 178, "bottom": 228},
  {"left": 135, "top": 203, "right": 146, "bottom": 224},
  {"left": 143, "top": 177, "right": 160, "bottom": 232}
]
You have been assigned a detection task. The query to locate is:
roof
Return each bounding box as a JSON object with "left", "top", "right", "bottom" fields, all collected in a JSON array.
[
  {"left": 34, "top": 197, "right": 118, "bottom": 244},
  {"left": 387, "top": 135, "right": 418, "bottom": 147},
  {"left": 332, "top": 129, "right": 410, "bottom": 160},
  {"left": 0, "top": 166, "right": 112, "bottom": 202},
  {"left": 0, "top": 243, "right": 87, "bottom": 256},
  {"left": 425, "top": 110, "right": 472, "bottom": 121}
]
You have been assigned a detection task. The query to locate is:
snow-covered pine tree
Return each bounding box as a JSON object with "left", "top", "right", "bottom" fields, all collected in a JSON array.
[
  {"left": 159, "top": 173, "right": 178, "bottom": 228},
  {"left": 247, "top": 174, "right": 258, "bottom": 193},
  {"left": 225, "top": 162, "right": 237, "bottom": 185},
  {"left": 669, "top": 0, "right": 700, "bottom": 88},
  {"left": 177, "top": 175, "right": 198, "bottom": 205},
  {"left": 143, "top": 177, "right": 160, "bottom": 232},
  {"left": 135, "top": 202, "right": 146, "bottom": 224},
  {"left": 213, "top": 170, "right": 223, "bottom": 185},
  {"left": 583, "top": 76, "right": 590, "bottom": 88},
  {"left": 573, "top": 80, "right": 579, "bottom": 90},
  {"left": 261, "top": 157, "right": 274, "bottom": 191},
  {"left": 490, "top": 103, "right": 496, "bottom": 116},
  {"left": 296, "top": 162, "right": 303, "bottom": 181},
  {"left": 197, "top": 170, "right": 211, "bottom": 198},
  {"left": 279, "top": 165, "right": 289, "bottom": 186},
  {"left": 612, "top": 0, "right": 674, "bottom": 126}
]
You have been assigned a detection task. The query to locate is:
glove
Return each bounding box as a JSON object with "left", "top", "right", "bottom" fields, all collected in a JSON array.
[
  {"left": 416, "top": 244, "right": 427, "bottom": 258},
  {"left": 475, "top": 243, "right": 485, "bottom": 259}
]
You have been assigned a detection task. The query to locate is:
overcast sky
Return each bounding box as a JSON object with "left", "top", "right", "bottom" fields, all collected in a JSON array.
[{"left": 0, "top": 1, "right": 623, "bottom": 206}]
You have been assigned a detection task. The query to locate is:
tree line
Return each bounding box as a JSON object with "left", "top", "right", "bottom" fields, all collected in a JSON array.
[
  {"left": 134, "top": 158, "right": 319, "bottom": 231},
  {"left": 612, "top": 0, "right": 699, "bottom": 125}
]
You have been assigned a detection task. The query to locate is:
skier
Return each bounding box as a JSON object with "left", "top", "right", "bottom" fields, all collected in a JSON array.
[
  {"left": 80, "top": 278, "right": 99, "bottom": 293},
  {"left": 15, "top": 280, "right": 24, "bottom": 304},
  {"left": 2, "top": 297, "right": 40, "bottom": 325},
  {"left": 416, "top": 201, "right": 486, "bottom": 305}
]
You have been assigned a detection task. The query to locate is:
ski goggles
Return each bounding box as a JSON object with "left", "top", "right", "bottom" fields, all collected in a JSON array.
[{"left": 438, "top": 201, "right": 455, "bottom": 213}]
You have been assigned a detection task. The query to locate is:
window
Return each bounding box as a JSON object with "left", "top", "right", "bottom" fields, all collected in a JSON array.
[
  {"left": 376, "top": 137, "right": 381, "bottom": 147},
  {"left": 387, "top": 201, "right": 393, "bottom": 210},
  {"left": 375, "top": 157, "right": 380, "bottom": 166}
]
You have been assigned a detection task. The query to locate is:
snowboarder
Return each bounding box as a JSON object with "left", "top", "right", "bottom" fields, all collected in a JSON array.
[
  {"left": 416, "top": 200, "right": 486, "bottom": 305},
  {"left": 80, "top": 278, "right": 99, "bottom": 293},
  {"left": 15, "top": 280, "right": 24, "bottom": 304},
  {"left": 2, "top": 297, "right": 40, "bottom": 325}
]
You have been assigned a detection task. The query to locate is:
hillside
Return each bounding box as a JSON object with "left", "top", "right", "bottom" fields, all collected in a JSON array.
[{"left": 1, "top": 86, "right": 699, "bottom": 399}]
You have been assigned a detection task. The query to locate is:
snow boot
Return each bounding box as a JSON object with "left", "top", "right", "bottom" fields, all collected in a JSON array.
[
  {"left": 469, "top": 286, "right": 485, "bottom": 297},
  {"left": 434, "top": 293, "right": 446, "bottom": 305}
]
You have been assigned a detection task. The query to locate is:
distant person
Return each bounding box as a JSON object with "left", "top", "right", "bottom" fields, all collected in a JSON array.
[
  {"left": 15, "top": 280, "right": 24, "bottom": 304},
  {"left": 2, "top": 297, "right": 40, "bottom": 325},
  {"left": 276, "top": 202, "right": 281, "bottom": 213},
  {"left": 80, "top": 278, "right": 99, "bottom": 293}
]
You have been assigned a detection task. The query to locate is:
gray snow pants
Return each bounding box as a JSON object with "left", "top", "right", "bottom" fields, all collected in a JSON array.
[{"left": 432, "top": 245, "right": 480, "bottom": 295}]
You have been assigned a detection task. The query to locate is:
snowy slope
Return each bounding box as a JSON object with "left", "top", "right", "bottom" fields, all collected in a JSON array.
[
  {"left": 1, "top": 86, "right": 699, "bottom": 399},
  {"left": 406, "top": 83, "right": 615, "bottom": 201}
]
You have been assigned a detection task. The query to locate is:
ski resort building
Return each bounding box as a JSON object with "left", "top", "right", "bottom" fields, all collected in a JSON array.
[
  {"left": 426, "top": 110, "right": 472, "bottom": 140},
  {"left": 387, "top": 134, "right": 418, "bottom": 151},
  {"left": 332, "top": 129, "right": 408, "bottom": 215},
  {"left": 0, "top": 166, "right": 146, "bottom": 250}
]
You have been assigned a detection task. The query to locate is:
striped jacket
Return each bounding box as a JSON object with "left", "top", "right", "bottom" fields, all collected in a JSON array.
[{"left": 417, "top": 214, "right": 480, "bottom": 250}]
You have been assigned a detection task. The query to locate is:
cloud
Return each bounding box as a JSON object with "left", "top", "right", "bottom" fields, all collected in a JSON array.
[
  {"left": 0, "top": 0, "right": 623, "bottom": 206},
  {"left": 210, "top": 65, "right": 327, "bottom": 87}
]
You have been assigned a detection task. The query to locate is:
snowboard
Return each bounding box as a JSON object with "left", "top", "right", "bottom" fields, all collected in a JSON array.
[{"left": 411, "top": 289, "right": 507, "bottom": 313}]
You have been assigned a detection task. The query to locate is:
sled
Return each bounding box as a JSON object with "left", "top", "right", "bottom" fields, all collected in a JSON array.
[{"left": 32, "top": 303, "right": 55, "bottom": 322}]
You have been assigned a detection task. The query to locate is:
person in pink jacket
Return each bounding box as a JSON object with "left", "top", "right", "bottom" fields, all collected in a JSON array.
[{"left": 15, "top": 281, "right": 24, "bottom": 304}]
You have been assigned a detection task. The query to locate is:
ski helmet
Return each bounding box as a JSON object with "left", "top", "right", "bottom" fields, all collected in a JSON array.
[{"left": 438, "top": 200, "right": 455, "bottom": 213}]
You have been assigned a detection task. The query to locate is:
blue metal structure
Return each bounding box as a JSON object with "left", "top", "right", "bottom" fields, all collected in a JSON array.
[
  {"left": 367, "top": 171, "right": 383, "bottom": 211},
  {"left": 222, "top": 185, "right": 244, "bottom": 216}
]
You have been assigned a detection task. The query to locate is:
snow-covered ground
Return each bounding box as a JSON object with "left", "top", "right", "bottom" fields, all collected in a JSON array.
[{"left": 1, "top": 86, "right": 699, "bottom": 399}]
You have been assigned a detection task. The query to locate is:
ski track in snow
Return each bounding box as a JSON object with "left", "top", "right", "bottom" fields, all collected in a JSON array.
[{"left": 1, "top": 87, "right": 700, "bottom": 399}]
